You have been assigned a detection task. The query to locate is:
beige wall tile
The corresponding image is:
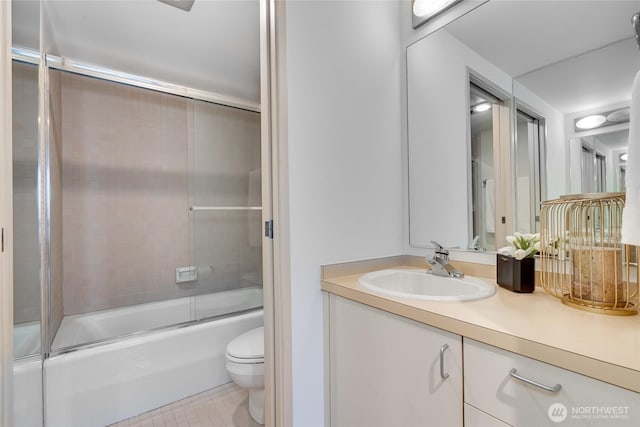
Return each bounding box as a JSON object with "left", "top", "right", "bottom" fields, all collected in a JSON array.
[{"left": 12, "top": 61, "right": 40, "bottom": 324}]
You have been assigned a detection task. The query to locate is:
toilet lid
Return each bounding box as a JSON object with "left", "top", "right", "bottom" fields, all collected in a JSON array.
[{"left": 226, "top": 326, "right": 264, "bottom": 360}]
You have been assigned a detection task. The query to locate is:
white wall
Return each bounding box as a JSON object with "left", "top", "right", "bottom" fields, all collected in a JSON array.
[{"left": 284, "top": 1, "right": 403, "bottom": 425}]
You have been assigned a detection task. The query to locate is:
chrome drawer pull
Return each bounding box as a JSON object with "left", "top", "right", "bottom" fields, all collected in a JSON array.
[
  {"left": 440, "top": 344, "right": 450, "bottom": 380},
  {"left": 509, "top": 368, "right": 562, "bottom": 392}
]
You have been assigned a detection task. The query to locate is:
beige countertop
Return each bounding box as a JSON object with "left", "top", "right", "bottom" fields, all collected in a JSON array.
[{"left": 321, "top": 262, "right": 640, "bottom": 393}]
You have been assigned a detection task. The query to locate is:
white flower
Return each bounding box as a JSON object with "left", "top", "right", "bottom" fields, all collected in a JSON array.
[
  {"left": 505, "top": 232, "right": 540, "bottom": 259},
  {"left": 498, "top": 246, "right": 515, "bottom": 256},
  {"left": 514, "top": 249, "right": 527, "bottom": 260}
]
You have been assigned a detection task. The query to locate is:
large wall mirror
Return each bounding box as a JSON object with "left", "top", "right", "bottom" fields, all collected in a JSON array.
[{"left": 407, "top": 0, "right": 640, "bottom": 252}]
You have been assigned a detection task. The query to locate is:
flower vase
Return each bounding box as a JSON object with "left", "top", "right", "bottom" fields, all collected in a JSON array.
[{"left": 496, "top": 254, "right": 535, "bottom": 293}]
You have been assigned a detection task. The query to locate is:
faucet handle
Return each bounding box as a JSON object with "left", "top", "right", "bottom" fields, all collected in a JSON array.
[{"left": 430, "top": 240, "right": 449, "bottom": 256}]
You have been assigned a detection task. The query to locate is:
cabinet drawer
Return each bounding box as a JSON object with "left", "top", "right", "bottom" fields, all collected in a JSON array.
[{"left": 464, "top": 339, "right": 640, "bottom": 427}]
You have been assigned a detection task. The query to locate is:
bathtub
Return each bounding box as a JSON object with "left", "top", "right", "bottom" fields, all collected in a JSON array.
[
  {"left": 45, "top": 287, "right": 263, "bottom": 427},
  {"left": 52, "top": 286, "right": 264, "bottom": 349}
]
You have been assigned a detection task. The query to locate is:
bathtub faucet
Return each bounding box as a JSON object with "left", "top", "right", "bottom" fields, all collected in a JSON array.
[{"left": 428, "top": 241, "right": 464, "bottom": 278}]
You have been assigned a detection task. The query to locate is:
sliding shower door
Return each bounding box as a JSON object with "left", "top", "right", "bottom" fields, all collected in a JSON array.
[
  {"left": 191, "top": 100, "right": 263, "bottom": 321},
  {"left": 11, "top": 1, "right": 44, "bottom": 425},
  {"left": 12, "top": 60, "right": 40, "bottom": 359}
]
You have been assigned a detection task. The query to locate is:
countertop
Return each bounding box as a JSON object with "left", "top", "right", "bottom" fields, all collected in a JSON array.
[{"left": 321, "top": 265, "right": 640, "bottom": 393}]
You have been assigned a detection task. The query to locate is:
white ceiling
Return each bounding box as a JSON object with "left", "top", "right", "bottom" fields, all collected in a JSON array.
[
  {"left": 516, "top": 37, "right": 639, "bottom": 113},
  {"left": 594, "top": 129, "right": 629, "bottom": 151},
  {"left": 446, "top": 0, "right": 640, "bottom": 114},
  {"left": 13, "top": 0, "right": 260, "bottom": 104}
]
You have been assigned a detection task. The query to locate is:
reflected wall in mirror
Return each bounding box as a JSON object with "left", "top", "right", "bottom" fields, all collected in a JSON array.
[{"left": 407, "top": 0, "right": 640, "bottom": 251}]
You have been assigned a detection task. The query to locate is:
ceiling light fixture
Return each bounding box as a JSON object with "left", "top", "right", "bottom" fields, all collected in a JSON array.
[
  {"left": 157, "top": 0, "right": 194, "bottom": 12},
  {"left": 575, "top": 114, "right": 607, "bottom": 130},
  {"left": 621, "top": 153, "right": 628, "bottom": 162},
  {"left": 607, "top": 108, "right": 630, "bottom": 123},
  {"left": 412, "top": 0, "right": 463, "bottom": 28}
]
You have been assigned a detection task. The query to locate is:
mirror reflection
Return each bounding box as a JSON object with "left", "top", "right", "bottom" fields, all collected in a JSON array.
[
  {"left": 469, "top": 81, "right": 510, "bottom": 251},
  {"left": 407, "top": 0, "right": 640, "bottom": 251}
]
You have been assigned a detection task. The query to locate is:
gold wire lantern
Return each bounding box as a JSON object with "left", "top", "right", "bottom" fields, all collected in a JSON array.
[{"left": 540, "top": 193, "right": 639, "bottom": 315}]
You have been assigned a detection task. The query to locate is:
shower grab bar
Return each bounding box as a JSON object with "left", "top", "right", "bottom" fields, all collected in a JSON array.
[{"left": 190, "top": 206, "right": 263, "bottom": 211}]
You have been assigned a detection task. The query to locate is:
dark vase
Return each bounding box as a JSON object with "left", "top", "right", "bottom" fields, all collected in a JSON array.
[{"left": 496, "top": 254, "right": 535, "bottom": 293}]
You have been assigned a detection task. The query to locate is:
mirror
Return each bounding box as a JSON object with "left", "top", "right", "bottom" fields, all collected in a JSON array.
[{"left": 407, "top": 0, "right": 640, "bottom": 251}]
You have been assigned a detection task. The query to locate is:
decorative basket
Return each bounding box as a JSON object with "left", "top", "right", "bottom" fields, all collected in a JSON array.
[{"left": 539, "top": 193, "right": 638, "bottom": 315}]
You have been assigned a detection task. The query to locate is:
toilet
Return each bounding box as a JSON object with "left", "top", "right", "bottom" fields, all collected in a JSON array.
[{"left": 225, "top": 326, "right": 265, "bottom": 424}]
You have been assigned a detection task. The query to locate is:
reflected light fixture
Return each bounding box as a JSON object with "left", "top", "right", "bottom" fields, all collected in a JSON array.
[
  {"left": 575, "top": 114, "right": 607, "bottom": 130},
  {"left": 607, "top": 108, "right": 630, "bottom": 123},
  {"left": 621, "top": 153, "right": 628, "bottom": 162},
  {"left": 157, "top": 0, "right": 194, "bottom": 12},
  {"left": 472, "top": 102, "right": 491, "bottom": 113},
  {"left": 412, "top": 0, "right": 463, "bottom": 29}
]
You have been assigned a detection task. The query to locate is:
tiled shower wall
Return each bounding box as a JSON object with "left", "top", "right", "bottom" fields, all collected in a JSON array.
[
  {"left": 12, "top": 62, "right": 40, "bottom": 324},
  {"left": 57, "top": 71, "right": 261, "bottom": 316}
]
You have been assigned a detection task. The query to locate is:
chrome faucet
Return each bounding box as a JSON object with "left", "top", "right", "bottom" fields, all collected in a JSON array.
[
  {"left": 428, "top": 241, "right": 464, "bottom": 278},
  {"left": 467, "top": 235, "right": 485, "bottom": 251}
]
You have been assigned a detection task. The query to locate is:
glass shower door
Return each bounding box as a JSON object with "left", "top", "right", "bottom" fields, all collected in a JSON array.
[
  {"left": 12, "top": 59, "right": 40, "bottom": 360},
  {"left": 11, "top": 1, "right": 44, "bottom": 426},
  {"left": 191, "top": 99, "right": 263, "bottom": 321},
  {"left": 12, "top": 0, "right": 41, "bottom": 363}
]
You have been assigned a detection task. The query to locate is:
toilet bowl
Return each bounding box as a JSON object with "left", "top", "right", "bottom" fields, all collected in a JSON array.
[{"left": 225, "top": 326, "right": 264, "bottom": 424}]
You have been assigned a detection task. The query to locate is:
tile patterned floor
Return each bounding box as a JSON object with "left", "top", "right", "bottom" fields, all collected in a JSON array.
[{"left": 109, "top": 383, "right": 262, "bottom": 427}]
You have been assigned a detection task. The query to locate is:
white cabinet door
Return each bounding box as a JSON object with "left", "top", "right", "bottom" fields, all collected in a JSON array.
[
  {"left": 329, "top": 295, "right": 462, "bottom": 427},
  {"left": 464, "top": 338, "right": 640, "bottom": 427},
  {"left": 465, "top": 403, "right": 511, "bottom": 427}
]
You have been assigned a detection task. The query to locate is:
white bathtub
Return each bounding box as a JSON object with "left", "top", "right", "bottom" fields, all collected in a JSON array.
[
  {"left": 52, "top": 286, "right": 263, "bottom": 349},
  {"left": 45, "top": 287, "right": 263, "bottom": 427}
]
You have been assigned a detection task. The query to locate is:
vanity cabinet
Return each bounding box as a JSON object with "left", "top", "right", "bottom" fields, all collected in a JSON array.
[
  {"left": 328, "top": 295, "right": 462, "bottom": 427},
  {"left": 464, "top": 339, "right": 640, "bottom": 427},
  {"left": 464, "top": 403, "right": 510, "bottom": 427}
]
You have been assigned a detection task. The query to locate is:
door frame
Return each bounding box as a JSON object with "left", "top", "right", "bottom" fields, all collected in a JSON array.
[
  {"left": 261, "top": 1, "right": 292, "bottom": 425},
  {"left": 0, "top": 1, "right": 14, "bottom": 426}
]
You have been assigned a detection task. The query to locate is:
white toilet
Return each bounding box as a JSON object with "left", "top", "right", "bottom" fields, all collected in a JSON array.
[{"left": 225, "top": 326, "right": 265, "bottom": 424}]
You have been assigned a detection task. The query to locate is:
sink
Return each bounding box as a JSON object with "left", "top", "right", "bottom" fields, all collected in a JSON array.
[{"left": 358, "top": 269, "right": 496, "bottom": 302}]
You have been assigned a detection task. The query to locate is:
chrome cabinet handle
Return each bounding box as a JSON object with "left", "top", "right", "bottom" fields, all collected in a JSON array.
[
  {"left": 509, "top": 368, "right": 562, "bottom": 393},
  {"left": 440, "top": 344, "right": 450, "bottom": 380}
]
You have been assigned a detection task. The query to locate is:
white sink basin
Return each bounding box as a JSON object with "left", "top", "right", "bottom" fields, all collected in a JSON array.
[{"left": 358, "top": 269, "right": 496, "bottom": 302}]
